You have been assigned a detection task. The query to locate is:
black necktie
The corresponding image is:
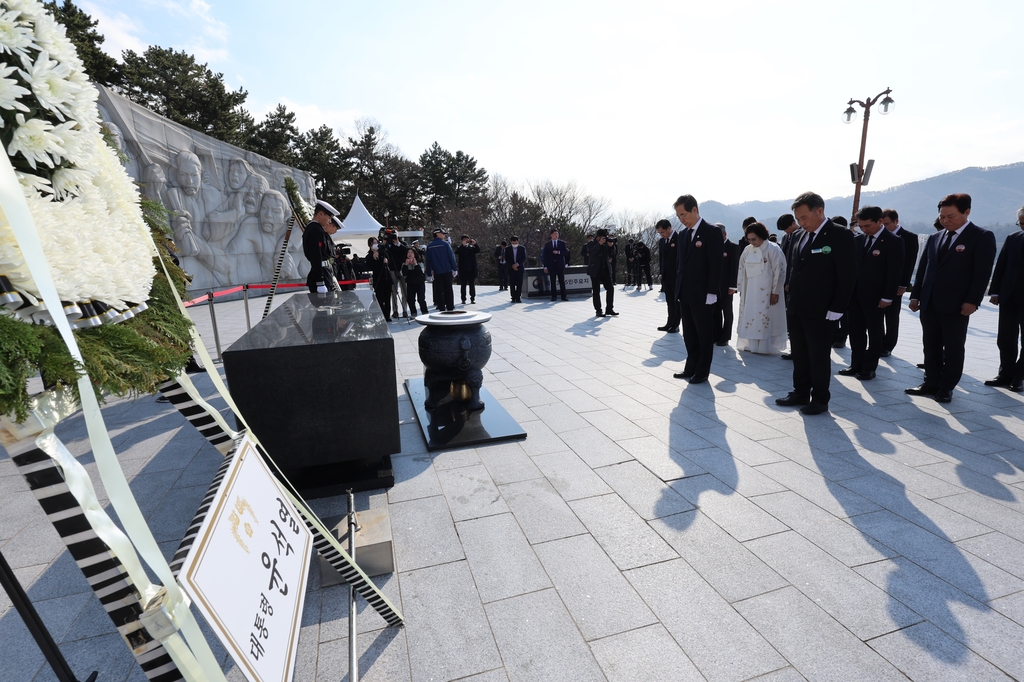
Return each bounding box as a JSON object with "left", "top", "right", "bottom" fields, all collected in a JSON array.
[
  {"left": 801, "top": 231, "right": 814, "bottom": 258},
  {"left": 938, "top": 231, "right": 952, "bottom": 260},
  {"left": 863, "top": 235, "right": 874, "bottom": 257}
]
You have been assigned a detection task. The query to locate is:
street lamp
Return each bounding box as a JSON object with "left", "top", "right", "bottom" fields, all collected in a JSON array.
[
  {"left": 383, "top": 209, "right": 390, "bottom": 230},
  {"left": 843, "top": 87, "right": 894, "bottom": 221}
]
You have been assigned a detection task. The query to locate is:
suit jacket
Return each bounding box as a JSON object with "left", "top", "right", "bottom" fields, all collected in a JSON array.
[
  {"left": 674, "top": 219, "right": 724, "bottom": 304},
  {"left": 912, "top": 222, "right": 996, "bottom": 313},
  {"left": 542, "top": 239, "right": 570, "bottom": 271},
  {"left": 586, "top": 241, "right": 613, "bottom": 278},
  {"left": 581, "top": 242, "right": 591, "bottom": 266},
  {"left": 634, "top": 242, "right": 651, "bottom": 266},
  {"left": 504, "top": 244, "right": 527, "bottom": 273},
  {"left": 890, "top": 226, "right": 919, "bottom": 289},
  {"left": 787, "top": 220, "right": 857, "bottom": 318},
  {"left": 493, "top": 245, "right": 506, "bottom": 265},
  {"left": 454, "top": 243, "right": 480, "bottom": 275},
  {"left": 988, "top": 229, "right": 1024, "bottom": 304},
  {"left": 780, "top": 228, "right": 805, "bottom": 288},
  {"left": 721, "top": 239, "right": 740, "bottom": 295},
  {"left": 659, "top": 232, "right": 680, "bottom": 281},
  {"left": 852, "top": 229, "right": 904, "bottom": 307}
]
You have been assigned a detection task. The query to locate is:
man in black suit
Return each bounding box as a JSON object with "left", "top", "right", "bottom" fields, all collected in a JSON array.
[
  {"left": 455, "top": 234, "right": 480, "bottom": 304},
  {"left": 542, "top": 228, "right": 570, "bottom": 301},
  {"left": 634, "top": 240, "right": 653, "bottom": 290},
  {"left": 714, "top": 223, "right": 740, "bottom": 346},
  {"left": 505, "top": 235, "right": 527, "bottom": 303},
  {"left": 624, "top": 239, "right": 636, "bottom": 287},
  {"left": 775, "top": 192, "right": 857, "bottom": 415},
  {"left": 587, "top": 229, "right": 617, "bottom": 317},
  {"left": 656, "top": 219, "right": 680, "bottom": 333},
  {"left": 838, "top": 206, "right": 903, "bottom": 381},
  {"left": 907, "top": 193, "right": 997, "bottom": 403},
  {"left": 777, "top": 213, "right": 803, "bottom": 360},
  {"left": 671, "top": 195, "right": 723, "bottom": 384},
  {"left": 581, "top": 235, "right": 593, "bottom": 266},
  {"left": 879, "top": 208, "right": 919, "bottom": 356},
  {"left": 494, "top": 240, "right": 509, "bottom": 291},
  {"left": 985, "top": 206, "right": 1024, "bottom": 392}
]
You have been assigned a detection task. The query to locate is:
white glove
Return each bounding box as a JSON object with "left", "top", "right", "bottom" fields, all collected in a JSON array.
[
  {"left": 427, "top": 276, "right": 434, "bottom": 283},
  {"left": 825, "top": 311, "right": 843, "bottom": 321},
  {"left": 453, "top": 270, "right": 458, "bottom": 278},
  {"left": 706, "top": 294, "right": 718, "bottom": 305}
]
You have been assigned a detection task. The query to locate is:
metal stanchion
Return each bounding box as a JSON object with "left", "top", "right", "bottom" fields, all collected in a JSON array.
[
  {"left": 0, "top": 549, "right": 97, "bottom": 682},
  {"left": 242, "top": 283, "right": 251, "bottom": 331},
  {"left": 207, "top": 292, "right": 223, "bottom": 362},
  {"left": 347, "top": 489, "right": 360, "bottom": 682}
]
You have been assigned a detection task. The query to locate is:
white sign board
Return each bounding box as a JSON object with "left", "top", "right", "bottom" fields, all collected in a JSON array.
[{"left": 178, "top": 438, "right": 313, "bottom": 682}]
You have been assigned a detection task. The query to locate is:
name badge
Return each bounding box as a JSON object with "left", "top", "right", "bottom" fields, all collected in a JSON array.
[{"left": 811, "top": 246, "right": 832, "bottom": 255}]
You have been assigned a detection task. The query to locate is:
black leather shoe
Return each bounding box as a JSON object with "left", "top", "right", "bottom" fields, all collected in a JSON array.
[
  {"left": 801, "top": 403, "right": 829, "bottom": 415},
  {"left": 905, "top": 384, "right": 938, "bottom": 396},
  {"left": 674, "top": 370, "right": 694, "bottom": 379},
  {"left": 916, "top": 363, "right": 926, "bottom": 369},
  {"left": 551, "top": 297, "right": 557, "bottom": 302},
  {"left": 687, "top": 374, "right": 709, "bottom": 384},
  {"left": 880, "top": 350, "right": 891, "bottom": 358},
  {"left": 856, "top": 371, "right": 876, "bottom": 381},
  {"left": 776, "top": 393, "right": 810, "bottom": 406},
  {"left": 657, "top": 325, "right": 670, "bottom": 331},
  {"left": 837, "top": 368, "right": 860, "bottom": 376},
  {"left": 715, "top": 341, "right": 728, "bottom": 347},
  {"left": 1010, "top": 382, "right": 1023, "bottom": 393},
  {"left": 561, "top": 298, "right": 569, "bottom": 301},
  {"left": 666, "top": 327, "right": 679, "bottom": 333},
  {"left": 832, "top": 340, "right": 846, "bottom": 349},
  {"left": 935, "top": 390, "right": 953, "bottom": 403},
  {"left": 984, "top": 376, "right": 1012, "bottom": 387},
  {"left": 606, "top": 310, "right": 619, "bottom": 316},
  {"left": 781, "top": 353, "right": 792, "bottom": 360},
  {"left": 595, "top": 310, "right": 604, "bottom": 317}
]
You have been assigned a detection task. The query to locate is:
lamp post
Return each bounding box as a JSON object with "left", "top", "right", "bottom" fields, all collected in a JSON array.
[
  {"left": 843, "top": 87, "right": 894, "bottom": 222},
  {"left": 383, "top": 209, "right": 390, "bottom": 230}
]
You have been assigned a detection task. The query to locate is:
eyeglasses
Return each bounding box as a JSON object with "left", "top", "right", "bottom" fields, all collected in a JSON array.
[{"left": 1017, "top": 221, "right": 1024, "bottom": 227}]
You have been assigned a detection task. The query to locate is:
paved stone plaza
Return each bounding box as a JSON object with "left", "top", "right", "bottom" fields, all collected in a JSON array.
[{"left": 3, "top": 284, "right": 1024, "bottom": 681}]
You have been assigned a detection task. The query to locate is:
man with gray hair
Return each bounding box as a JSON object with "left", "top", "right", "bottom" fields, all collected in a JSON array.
[{"left": 986, "top": 206, "right": 1024, "bottom": 392}]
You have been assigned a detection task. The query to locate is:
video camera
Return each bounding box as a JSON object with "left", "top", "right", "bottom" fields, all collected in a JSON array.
[{"left": 336, "top": 242, "right": 352, "bottom": 256}]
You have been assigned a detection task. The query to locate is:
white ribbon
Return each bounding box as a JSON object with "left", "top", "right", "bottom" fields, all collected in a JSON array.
[{"left": 0, "top": 150, "right": 225, "bottom": 682}]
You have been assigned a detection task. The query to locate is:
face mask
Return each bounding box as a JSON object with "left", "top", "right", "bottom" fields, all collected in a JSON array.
[{"left": 371, "top": 244, "right": 378, "bottom": 251}]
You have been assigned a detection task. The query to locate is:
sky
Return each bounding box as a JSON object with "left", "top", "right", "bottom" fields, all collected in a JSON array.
[{"left": 81, "top": 0, "right": 1024, "bottom": 215}]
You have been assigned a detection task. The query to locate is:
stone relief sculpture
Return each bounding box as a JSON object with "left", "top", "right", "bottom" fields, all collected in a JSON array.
[{"left": 96, "top": 87, "right": 316, "bottom": 291}]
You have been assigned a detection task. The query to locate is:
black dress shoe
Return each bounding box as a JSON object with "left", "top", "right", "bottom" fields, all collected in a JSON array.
[
  {"left": 984, "top": 376, "right": 1012, "bottom": 387},
  {"left": 606, "top": 310, "right": 619, "bottom": 316},
  {"left": 658, "top": 325, "right": 670, "bottom": 331},
  {"left": 837, "top": 367, "right": 860, "bottom": 376},
  {"left": 715, "top": 341, "right": 728, "bottom": 347},
  {"left": 561, "top": 297, "right": 569, "bottom": 301},
  {"left": 856, "top": 371, "right": 876, "bottom": 381},
  {"left": 935, "top": 390, "right": 953, "bottom": 403},
  {"left": 880, "top": 350, "right": 892, "bottom": 358},
  {"left": 595, "top": 310, "right": 605, "bottom": 317},
  {"left": 801, "top": 403, "right": 829, "bottom": 415},
  {"left": 551, "top": 297, "right": 557, "bottom": 302},
  {"left": 687, "top": 374, "right": 709, "bottom": 384},
  {"left": 1010, "top": 382, "right": 1023, "bottom": 393},
  {"left": 832, "top": 340, "right": 847, "bottom": 349},
  {"left": 916, "top": 363, "right": 926, "bottom": 369},
  {"left": 666, "top": 327, "right": 679, "bottom": 333},
  {"left": 781, "top": 353, "right": 792, "bottom": 360},
  {"left": 674, "top": 370, "right": 694, "bottom": 379},
  {"left": 905, "top": 384, "right": 938, "bottom": 396},
  {"left": 776, "top": 393, "right": 811, "bottom": 406}
]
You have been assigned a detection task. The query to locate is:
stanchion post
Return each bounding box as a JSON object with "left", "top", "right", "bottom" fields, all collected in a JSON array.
[
  {"left": 242, "top": 283, "right": 251, "bottom": 331},
  {"left": 348, "top": 489, "right": 359, "bottom": 682},
  {"left": 207, "top": 291, "right": 223, "bottom": 362}
]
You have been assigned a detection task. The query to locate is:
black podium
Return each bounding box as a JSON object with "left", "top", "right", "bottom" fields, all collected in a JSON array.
[{"left": 223, "top": 290, "right": 399, "bottom": 496}]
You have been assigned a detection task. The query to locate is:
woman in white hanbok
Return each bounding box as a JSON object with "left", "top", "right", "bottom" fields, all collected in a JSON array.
[{"left": 736, "top": 222, "right": 788, "bottom": 354}]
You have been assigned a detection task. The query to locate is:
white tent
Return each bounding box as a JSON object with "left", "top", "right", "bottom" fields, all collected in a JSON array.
[{"left": 340, "top": 194, "right": 384, "bottom": 234}]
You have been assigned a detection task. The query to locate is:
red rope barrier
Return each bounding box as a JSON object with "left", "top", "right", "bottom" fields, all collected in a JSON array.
[{"left": 182, "top": 280, "right": 369, "bottom": 307}]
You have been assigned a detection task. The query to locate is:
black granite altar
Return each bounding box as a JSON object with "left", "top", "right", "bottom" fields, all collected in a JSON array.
[
  {"left": 405, "top": 378, "right": 526, "bottom": 451},
  {"left": 223, "top": 290, "right": 399, "bottom": 495},
  {"left": 525, "top": 265, "right": 592, "bottom": 298}
]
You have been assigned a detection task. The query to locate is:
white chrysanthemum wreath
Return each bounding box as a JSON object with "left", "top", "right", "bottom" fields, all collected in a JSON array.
[{"left": 0, "top": 0, "right": 155, "bottom": 316}]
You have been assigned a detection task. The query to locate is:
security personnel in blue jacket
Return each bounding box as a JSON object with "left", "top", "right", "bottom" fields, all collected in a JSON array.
[{"left": 425, "top": 227, "right": 457, "bottom": 311}]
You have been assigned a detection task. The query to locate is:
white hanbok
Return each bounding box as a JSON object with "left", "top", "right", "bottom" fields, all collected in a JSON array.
[{"left": 736, "top": 241, "right": 788, "bottom": 354}]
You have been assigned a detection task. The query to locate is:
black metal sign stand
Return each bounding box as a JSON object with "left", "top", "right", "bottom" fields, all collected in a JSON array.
[{"left": 0, "top": 548, "right": 98, "bottom": 682}]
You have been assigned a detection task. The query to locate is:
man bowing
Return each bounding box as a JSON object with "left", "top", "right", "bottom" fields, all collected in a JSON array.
[{"left": 672, "top": 195, "right": 723, "bottom": 384}]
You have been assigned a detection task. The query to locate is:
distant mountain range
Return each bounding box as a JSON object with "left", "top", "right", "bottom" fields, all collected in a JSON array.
[{"left": 700, "top": 162, "right": 1024, "bottom": 243}]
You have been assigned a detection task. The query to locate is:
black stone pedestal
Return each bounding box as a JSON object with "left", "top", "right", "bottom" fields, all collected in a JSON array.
[
  {"left": 223, "top": 290, "right": 400, "bottom": 496},
  {"left": 405, "top": 378, "right": 526, "bottom": 451}
]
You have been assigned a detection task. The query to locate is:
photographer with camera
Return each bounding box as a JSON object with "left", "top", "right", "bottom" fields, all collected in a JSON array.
[
  {"left": 384, "top": 232, "right": 409, "bottom": 319},
  {"left": 586, "top": 229, "right": 618, "bottom": 317},
  {"left": 402, "top": 247, "right": 429, "bottom": 316},
  {"left": 367, "top": 236, "right": 393, "bottom": 319},
  {"left": 455, "top": 234, "right": 481, "bottom": 304},
  {"left": 332, "top": 239, "right": 356, "bottom": 291}
]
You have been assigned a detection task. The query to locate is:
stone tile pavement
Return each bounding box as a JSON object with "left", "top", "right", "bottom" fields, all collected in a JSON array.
[{"left": 3, "top": 284, "right": 1024, "bottom": 680}]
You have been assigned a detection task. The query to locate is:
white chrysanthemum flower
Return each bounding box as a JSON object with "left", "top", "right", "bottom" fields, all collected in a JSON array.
[
  {"left": 19, "top": 50, "right": 79, "bottom": 121},
  {"left": 0, "top": 65, "right": 30, "bottom": 119},
  {"left": 8, "top": 113, "right": 63, "bottom": 168},
  {"left": 0, "top": 10, "right": 35, "bottom": 57},
  {"left": 51, "top": 120, "right": 84, "bottom": 165},
  {"left": 16, "top": 169, "right": 54, "bottom": 195},
  {"left": 30, "top": 11, "right": 62, "bottom": 53},
  {"left": 51, "top": 166, "right": 93, "bottom": 199}
]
